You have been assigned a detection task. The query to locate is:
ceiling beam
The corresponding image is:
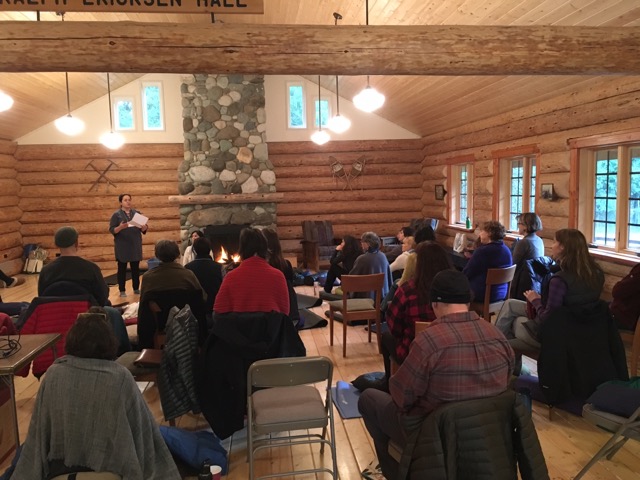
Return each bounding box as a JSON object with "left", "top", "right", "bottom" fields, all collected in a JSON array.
[{"left": 2, "top": 22, "right": 640, "bottom": 75}]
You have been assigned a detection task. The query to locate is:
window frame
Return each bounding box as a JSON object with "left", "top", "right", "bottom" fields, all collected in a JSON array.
[
  {"left": 572, "top": 132, "right": 640, "bottom": 256},
  {"left": 286, "top": 81, "right": 306, "bottom": 129},
  {"left": 447, "top": 155, "right": 475, "bottom": 227},
  {"left": 313, "top": 96, "right": 331, "bottom": 129},
  {"left": 492, "top": 145, "right": 540, "bottom": 232},
  {"left": 141, "top": 81, "right": 165, "bottom": 131},
  {"left": 112, "top": 95, "right": 136, "bottom": 132}
]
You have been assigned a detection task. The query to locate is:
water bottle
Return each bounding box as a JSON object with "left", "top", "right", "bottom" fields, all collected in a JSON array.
[
  {"left": 198, "top": 461, "right": 212, "bottom": 480},
  {"left": 465, "top": 216, "right": 471, "bottom": 229},
  {"left": 313, "top": 280, "right": 319, "bottom": 296}
]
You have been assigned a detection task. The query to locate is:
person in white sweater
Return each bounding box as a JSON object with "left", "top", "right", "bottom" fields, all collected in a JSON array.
[{"left": 389, "top": 236, "right": 416, "bottom": 274}]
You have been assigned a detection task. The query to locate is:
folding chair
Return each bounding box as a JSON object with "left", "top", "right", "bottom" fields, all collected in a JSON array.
[
  {"left": 247, "top": 356, "right": 337, "bottom": 480},
  {"left": 574, "top": 385, "right": 640, "bottom": 480}
]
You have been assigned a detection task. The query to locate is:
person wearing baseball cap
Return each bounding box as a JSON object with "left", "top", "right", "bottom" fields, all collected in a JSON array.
[{"left": 358, "top": 269, "right": 515, "bottom": 479}]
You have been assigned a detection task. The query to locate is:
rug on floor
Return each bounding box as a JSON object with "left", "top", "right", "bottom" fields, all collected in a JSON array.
[
  {"left": 296, "top": 293, "right": 323, "bottom": 309},
  {"left": 297, "top": 308, "right": 328, "bottom": 330},
  {"left": 331, "top": 380, "right": 362, "bottom": 419}
]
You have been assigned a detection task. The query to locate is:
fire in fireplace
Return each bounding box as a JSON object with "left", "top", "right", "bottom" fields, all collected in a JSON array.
[{"left": 203, "top": 224, "right": 248, "bottom": 264}]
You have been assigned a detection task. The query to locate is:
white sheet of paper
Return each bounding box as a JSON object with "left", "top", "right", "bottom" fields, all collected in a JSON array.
[{"left": 128, "top": 212, "right": 148, "bottom": 228}]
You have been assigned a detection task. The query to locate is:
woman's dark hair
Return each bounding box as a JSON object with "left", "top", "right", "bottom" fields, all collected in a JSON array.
[
  {"left": 192, "top": 237, "right": 212, "bottom": 258},
  {"left": 414, "top": 242, "right": 453, "bottom": 304},
  {"left": 263, "top": 228, "right": 287, "bottom": 272},
  {"left": 401, "top": 226, "right": 415, "bottom": 238},
  {"left": 66, "top": 310, "right": 118, "bottom": 360},
  {"left": 516, "top": 212, "right": 542, "bottom": 234},
  {"left": 555, "top": 228, "right": 603, "bottom": 290},
  {"left": 482, "top": 221, "right": 506, "bottom": 241},
  {"left": 239, "top": 227, "right": 268, "bottom": 260},
  {"left": 342, "top": 235, "right": 363, "bottom": 257},
  {"left": 189, "top": 230, "right": 204, "bottom": 245},
  {"left": 414, "top": 226, "right": 436, "bottom": 244},
  {"left": 118, "top": 193, "right": 131, "bottom": 203},
  {"left": 155, "top": 239, "right": 180, "bottom": 263}
]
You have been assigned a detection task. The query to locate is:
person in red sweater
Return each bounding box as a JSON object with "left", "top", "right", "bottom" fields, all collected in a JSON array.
[{"left": 213, "top": 227, "right": 289, "bottom": 315}]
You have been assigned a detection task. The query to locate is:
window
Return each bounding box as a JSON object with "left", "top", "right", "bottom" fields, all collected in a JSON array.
[
  {"left": 450, "top": 163, "right": 474, "bottom": 225},
  {"left": 576, "top": 140, "right": 640, "bottom": 254},
  {"left": 506, "top": 156, "right": 536, "bottom": 231},
  {"left": 141, "top": 81, "right": 164, "bottom": 131},
  {"left": 314, "top": 98, "right": 330, "bottom": 128},
  {"left": 113, "top": 97, "right": 135, "bottom": 131},
  {"left": 287, "top": 83, "right": 306, "bottom": 129}
]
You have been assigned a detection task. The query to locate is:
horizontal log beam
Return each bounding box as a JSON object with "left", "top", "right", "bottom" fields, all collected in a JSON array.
[
  {"left": 167, "top": 193, "right": 284, "bottom": 205},
  {"left": 2, "top": 23, "right": 640, "bottom": 75}
]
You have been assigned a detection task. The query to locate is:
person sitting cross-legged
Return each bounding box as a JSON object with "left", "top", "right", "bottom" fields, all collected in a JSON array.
[{"left": 358, "top": 270, "right": 515, "bottom": 480}]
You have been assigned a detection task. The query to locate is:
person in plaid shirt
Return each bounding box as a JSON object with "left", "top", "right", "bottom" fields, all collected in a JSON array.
[{"left": 359, "top": 270, "right": 514, "bottom": 479}]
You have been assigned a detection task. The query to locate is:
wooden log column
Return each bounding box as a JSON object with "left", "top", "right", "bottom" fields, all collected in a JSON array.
[{"left": 0, "top": 139, "right": 22, "bottom": 276}]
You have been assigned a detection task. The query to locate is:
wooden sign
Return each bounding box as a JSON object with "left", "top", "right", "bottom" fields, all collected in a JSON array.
[{"left": 0, "top": 0, "right": 264, "bottom": 14}]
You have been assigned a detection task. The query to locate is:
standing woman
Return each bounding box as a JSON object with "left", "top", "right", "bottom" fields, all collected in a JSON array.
[{"left": 109, "top": 193, "right": 148, "bottom": 297}]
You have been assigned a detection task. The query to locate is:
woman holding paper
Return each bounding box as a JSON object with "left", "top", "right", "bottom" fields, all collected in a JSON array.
[{"left": 109, "top": 193, "right": 148, "bottom": 297}]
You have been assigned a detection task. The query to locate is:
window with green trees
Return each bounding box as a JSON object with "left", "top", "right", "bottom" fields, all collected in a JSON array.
[
  {"left": 114, "top": 97, "right": 134, "bottom": 131},
  {"left": 287, "top": 83, "right": 306, "bottom": 129},
  {"left": 142, "top": 82, "right": 164, "bottom": 131}
]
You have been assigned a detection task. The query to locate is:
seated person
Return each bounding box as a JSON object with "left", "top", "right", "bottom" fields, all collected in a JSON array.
[
  {"left": 358, "top": 270, "right": 514, "bottom": 479},
  {"left": 263, "top": 228, "right": 301, "bottom": 325},
  {"left": 214, "top": 227, "right": 289, "bottom": 315},
  {"left": 184, "top": 237, "right": 223, "bottom": 313},
  {"left": 495, "top": 228, "right": 604, "bottom": 349},
  {"left": 384, "top": 226, "right": 414, "bottom": 263},
  {"left": 140, "top": 239, "right": 205, "bottom": 299},
  {"left": 511, "top": 212, "right": 544, "bottom": 265},
  {"left": 462, "top": 220, "right": 512, "bottom": 303},
  {"left": 8, "top": 312, "right": 179, "bottom": 479},
  {"left": 610, "top": 263, "right": 640, "bottom": 331},
  {"left": 38, "top": 226, "right": 130, "bottom": 355},
  {"left": 389, "top": 235, "right": 416, "bottom": 278},
  {"left": 380, "top": 242, "right": 452, "bottom": 386},
  {"left": 0, "top": 268, "right": 24, "bottom": 289},
  {"left": 182, "top": 230, "right": 206, "bottom": 266},
  {"left": 413, "top": 225, "right": 436, "bottom": 245},
  {"left": 324, "top": 235, "right": 363, "bottom": 293},
  {"left": 351, "top": 231, "right": 394, "bottom": 298}
]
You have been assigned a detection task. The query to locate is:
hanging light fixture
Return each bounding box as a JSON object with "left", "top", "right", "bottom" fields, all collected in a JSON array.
[
  {"left": 310, "top": 76, "right": 330, "bottom": 145},
  {"left": 327, "top": 13, "right": 351, "bottom": 134},
  {"left": 353, "top": 0, "right": 385, "bottom": 113},
  {"left": 100, "top": 72, "right": 125, "bottom": 150},
  {"left": 54, "top": 13, "right": 84, "bottom": 136},
  {"left": 0, "top": 91, "right": 13, "bottom": 112},
  {"left": 55, "top": 72, "right": 85, "bottom": 136}
]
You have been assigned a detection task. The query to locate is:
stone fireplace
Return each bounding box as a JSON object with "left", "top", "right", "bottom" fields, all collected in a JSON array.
[{"left": 176, "top": 74, "right": 278, "bottom": 250}]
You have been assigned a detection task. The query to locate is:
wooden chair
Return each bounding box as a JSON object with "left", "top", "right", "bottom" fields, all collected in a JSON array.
[
  {"left": 470, "top": 265, "right": 517, "bottom": 322},
  {"left": 390, "top": 320, "right": 431, "bottom": 375},
  {"left": 619, "top": 314, "right": 640, "bottom": 376},
  {"left": 300, "top": 220, "right": 337, "bottom": 272},
  {"left": 328, "top": 274, "right": 384, "bottom": 357}
]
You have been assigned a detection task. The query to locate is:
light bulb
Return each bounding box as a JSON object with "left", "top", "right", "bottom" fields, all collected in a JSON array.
[
  {"left": 55, "top": 114, "right": 85, "bottom": 136},
  {"left": 327, "top": 114, "right": 351, "bottom": 134},
  {"left": 100, "top": 131, "right": 125, "bottom": 150},
  {"left": 310, "top": 129, "right": 331, "bottom": 145},
  {"left": 0, "top": 91, "right": 14, "bottom": 112},
  {"left": 353, "top": 86, "right": 385, "bottom": 113}
]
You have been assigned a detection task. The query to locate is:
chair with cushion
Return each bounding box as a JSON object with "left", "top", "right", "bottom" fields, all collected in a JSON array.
[
  {"left": 470, "top": 264, "right": 517, "bottom": 322},
  {"left": 574, "top": 384, "right": 640, "bottom": 479},
  {"left": 328, "top": 273, "right": 384, "bottom": 357},
  {"left": 300, "top": 220, "right": 338, "bottom": 272},
  {"left": 247, "top": 356, "right": 337, "bottom": 480}
]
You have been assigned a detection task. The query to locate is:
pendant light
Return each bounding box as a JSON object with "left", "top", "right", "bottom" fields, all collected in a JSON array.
[
  {"left": 310, "top": 76, "right": 330, "bottom": 145},
  {"left": 327, "top": 13, "right": 351, "bottom": 134},
  {"left": 55, "top": 72, "right": 85, "bottom": 136},
  {"left": 353, "top": 0, "right": 385, "bottom": 113},
  {"left": 0, "top": 91, "right": 13, "bottom": 112},
  {"left": 54, "top": 14, "right": 84, "bottom": 136},
  {"left": 100, "top": 73, "right": 125, "bottom": 150}
]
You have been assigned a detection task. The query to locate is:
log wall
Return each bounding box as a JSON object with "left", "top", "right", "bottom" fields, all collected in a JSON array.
[
  {"left": 270, "top": 140, "right": 425, "bottom": 256},
  {"left": 422, "top": 76, "right": 640, "bottom": 299},
  {"left": 15, "top": 144, "right": 182, "bottom": 273},
  {"left": 0, "top": 139, "right": 23, "bottom": 276}
]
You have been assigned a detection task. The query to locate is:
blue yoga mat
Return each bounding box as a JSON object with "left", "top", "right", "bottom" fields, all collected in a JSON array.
[{"left": 331, "top": 380, "right": 362, "bottom": 419}]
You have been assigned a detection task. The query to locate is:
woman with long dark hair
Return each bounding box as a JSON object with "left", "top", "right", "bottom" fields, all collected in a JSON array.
[
  {"left": 379, "top": 242, "right": 453, "bottom": 386},
  {"left": 181, "top": 230, "right": 204, "bottom": 266},
  {"left": 324, "top": 235, "right": 363, "bottom": 293},
  {"left": 263, "top": 228, "right": 300, "bottom": 324},
  {"left": 496, "top": 228, "right": 604, "bottom": 347}
]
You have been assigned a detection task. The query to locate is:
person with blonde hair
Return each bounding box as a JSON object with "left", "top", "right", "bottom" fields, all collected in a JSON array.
[{"left": 389, "top": 235, "right": 416, "bottom": 275}]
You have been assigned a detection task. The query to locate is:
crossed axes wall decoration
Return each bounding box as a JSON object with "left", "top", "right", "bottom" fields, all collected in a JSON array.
[{"left": 330, "top": 155, "right": 367, "bottom": 190}]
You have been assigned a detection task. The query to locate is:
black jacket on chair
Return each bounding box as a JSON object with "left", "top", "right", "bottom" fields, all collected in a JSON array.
[
  {"left": 537, "top": 300, "right": 629, "bottom": 405},
  {"left": 198, "top": 311, "right": 306, "bottom": 439},
  {"left": 510, "top": 256, "right": 556, "bottom": 301},
  {"left": 397, "top": 390, "right": 549, "bottom": 480}
]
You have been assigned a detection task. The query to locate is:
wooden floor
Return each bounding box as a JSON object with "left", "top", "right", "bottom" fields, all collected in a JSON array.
[{"left": 1, "top": 274, "right": 640, "bottom": 479}]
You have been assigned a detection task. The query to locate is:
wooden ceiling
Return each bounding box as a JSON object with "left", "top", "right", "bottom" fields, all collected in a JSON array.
[{"left": 1, "top": 0, "right": 640, "bottom": 142}]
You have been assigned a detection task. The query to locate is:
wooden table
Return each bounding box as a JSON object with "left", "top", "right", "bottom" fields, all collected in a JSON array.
[{"left": 0, "top": 333, "right": 61, "bottom": 450}]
